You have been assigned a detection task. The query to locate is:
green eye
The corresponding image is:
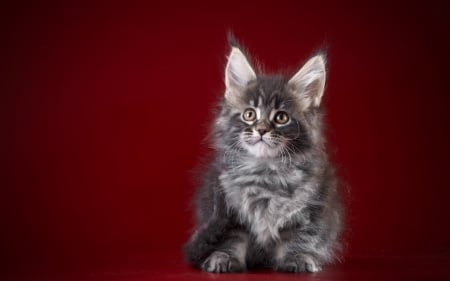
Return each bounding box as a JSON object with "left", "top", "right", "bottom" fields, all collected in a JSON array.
[
  {"left": 243, "top": 108, "right": 257, "bottom": 122},
  {"left": 274, "top": 111, "right": 289, "bottom": 124}
]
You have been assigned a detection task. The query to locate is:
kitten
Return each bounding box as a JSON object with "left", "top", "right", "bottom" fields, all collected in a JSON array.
[{"left": 183, "top": 39, "right": 343, "bottom": 273}]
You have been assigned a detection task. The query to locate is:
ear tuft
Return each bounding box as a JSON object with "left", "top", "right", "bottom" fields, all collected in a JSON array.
[
  {"left": 224, "top": 47, "right": 256, "bottom": 102},
  {"left": 288, "top": 55, "right": 326, "bottom": 109},
  {"left": 227, "top": 32, "right": 240, "bottom": 48}
]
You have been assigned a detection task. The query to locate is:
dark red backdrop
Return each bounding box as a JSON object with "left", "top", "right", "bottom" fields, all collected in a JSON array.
[{"left": 2, "top": 0, "right": 450, "bottom": 272}]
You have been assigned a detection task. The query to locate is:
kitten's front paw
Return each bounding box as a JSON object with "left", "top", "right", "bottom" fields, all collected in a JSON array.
[
  {"left": 276, "top": 254, "right": 321, "bottom": 273},
  {"left": 202, "top": 251, "right": 245, "bottom": 273}
]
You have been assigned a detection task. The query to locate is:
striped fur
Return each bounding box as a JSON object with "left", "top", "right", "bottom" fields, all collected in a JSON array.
[{"left": 184, "top": 42, "right": 343, "bottom": 273}]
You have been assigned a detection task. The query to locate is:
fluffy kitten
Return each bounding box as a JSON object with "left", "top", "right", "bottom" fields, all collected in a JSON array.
[{"left": 184, "top": 39, "right": 342, "bottom": 273}]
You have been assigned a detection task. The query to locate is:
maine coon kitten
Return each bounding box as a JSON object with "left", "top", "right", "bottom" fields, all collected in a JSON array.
[{"left": 184, "top": 40, "right": 342, "bottom": 273}]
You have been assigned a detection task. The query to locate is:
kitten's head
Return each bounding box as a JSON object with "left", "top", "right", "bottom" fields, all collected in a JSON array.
[{"left": 216, "top": 45, "right": 326, "bottom": 159}]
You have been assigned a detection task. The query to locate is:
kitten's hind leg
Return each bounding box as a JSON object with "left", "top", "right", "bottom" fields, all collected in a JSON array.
[
  {"left": 202, "top": 230, "right": 248, "bottom": 273},
  {"left": 183, "top": 218, "right": 230, "bottom": 268}
]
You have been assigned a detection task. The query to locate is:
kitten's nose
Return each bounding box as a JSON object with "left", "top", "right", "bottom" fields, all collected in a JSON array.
[{"left": 257, "top": 129, "right": 268, "bottom": 136}]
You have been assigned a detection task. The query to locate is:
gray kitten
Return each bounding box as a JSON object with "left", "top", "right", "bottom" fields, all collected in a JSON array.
[{"left": 184, "top": 40, "right": 343, "bottom": 273}]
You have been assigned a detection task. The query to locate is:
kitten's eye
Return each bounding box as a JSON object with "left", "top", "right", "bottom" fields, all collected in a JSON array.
[
  {"left": 243, "top": 108, "right": 257, "bottom": 122},
  {"left": 274, "top": 111, "right": 289, "bottom": 125}
]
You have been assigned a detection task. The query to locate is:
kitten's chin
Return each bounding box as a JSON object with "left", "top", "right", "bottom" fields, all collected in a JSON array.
[{"left": 244, "top": 141, "right": 280, "bottom": 158}]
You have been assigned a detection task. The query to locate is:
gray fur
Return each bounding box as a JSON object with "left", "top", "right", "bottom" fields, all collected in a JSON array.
[{"left": 184, "top": 41, "right": 343, "bottom": 273}]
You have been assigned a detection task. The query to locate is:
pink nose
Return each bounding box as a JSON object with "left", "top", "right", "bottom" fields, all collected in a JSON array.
[{"left": 257, "top": 129, "right": 268, "bottom": 136}]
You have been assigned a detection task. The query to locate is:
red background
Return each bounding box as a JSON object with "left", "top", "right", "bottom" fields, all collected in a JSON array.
[{"left": 2, "top": 0, "right": 450, "bottom": 274}]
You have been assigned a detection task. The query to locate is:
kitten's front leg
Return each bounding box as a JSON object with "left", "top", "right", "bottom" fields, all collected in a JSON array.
[
  {"left": 202, "top": 230, "right": 248, "bottom": 273},
  {"left": 274, "top": 230, "right": 322, "bottom": 273},
  {"left": 275, "top": 244, "right": 321, "bottom": 273}
]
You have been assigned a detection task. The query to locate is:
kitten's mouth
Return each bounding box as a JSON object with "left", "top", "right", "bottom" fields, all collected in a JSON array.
[
  {"left": 253, "top": 138, "right": 274, "bottom": 148},
  {"left": 243, "top": 135, "right": 278, "bottom": 149},
  {"left": 242, "top": 135, "right": 281, "bottom": 158}
]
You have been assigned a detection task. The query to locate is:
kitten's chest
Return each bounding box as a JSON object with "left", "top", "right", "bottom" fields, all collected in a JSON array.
[{"left": 219, "top": 161, "right": 308, "bottom": 244}]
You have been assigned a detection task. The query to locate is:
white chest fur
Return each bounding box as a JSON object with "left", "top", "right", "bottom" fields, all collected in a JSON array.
[{"left": 219, "top": 159, "right": 313, "bottom": 245}]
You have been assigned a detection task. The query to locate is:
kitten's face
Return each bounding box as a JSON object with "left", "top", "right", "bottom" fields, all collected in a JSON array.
[
  {"left": 220, "top": 46, "right": 325, "bottom": 159},
  {"left": 233, "top": 80, "right": 308, "bottom": 158},
  {"left": 240, "top": 106, "right": 289, "bottom": 158}
]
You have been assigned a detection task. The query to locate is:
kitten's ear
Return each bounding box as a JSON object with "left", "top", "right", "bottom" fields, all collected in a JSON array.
[
  {"left": 288, "top": 55, "right": 326, "bottom": 110},
  {"left": 224, "top": 47, "right": 256, "bottom": 102}
]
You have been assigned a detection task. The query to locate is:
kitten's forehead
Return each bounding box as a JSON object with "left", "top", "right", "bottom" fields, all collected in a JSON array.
[{"left": 245, "top": 76, "right": 294, "bottom": 110}]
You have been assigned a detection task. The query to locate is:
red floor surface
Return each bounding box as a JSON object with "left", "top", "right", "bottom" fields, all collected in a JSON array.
[{"left": 4, "top": 252, "right": 450, "bottom": 281}]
